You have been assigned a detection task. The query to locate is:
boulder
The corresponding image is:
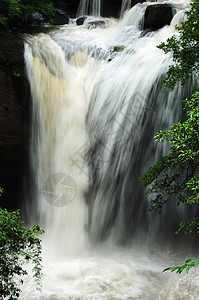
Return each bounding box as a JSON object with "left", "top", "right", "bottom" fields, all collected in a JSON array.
[
  {"left": 53, "top": 9, "right": 69, "bottom": 25},
  {"left": 27, "top": 9, "right": 69, "bottom": 27},
  {"left": 76, "top": 16, "right": 87, "bottom": 26},
  {"left": 144, "top": 4, "right": 174, "bottom": 30},
  {"left": 27, "top": 12, "right": 46, "bottom": 26},
  {"left": 87, "top": 20, "right": 106, "bottom": 29}
]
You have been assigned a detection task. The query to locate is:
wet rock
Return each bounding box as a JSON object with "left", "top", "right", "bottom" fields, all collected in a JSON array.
[
  {"left": 28, "top": 12, "right": 46, "bottom": 26},
  {"left": 54, "top": 0, "right": 147, "bottom": 19},
  {"left": 131, "top": 0, "right": 145, "bottom": 6},
  {"left": 27, "top": 9, "right": 69, "bottom": 27},
  {"left": 76, "top": 16, "right": 87, "bottom": 26},
  {"left": 54, "top": 9, "right": 69, "bottom": 25},
  {"left": 0, "top": 30, "right": 29, "bottom": 209},
  {"left": 0, "top": 69, "right": 22, "bottom": 162},
  {"left": 0, "top": 32, "right": 25, "bottom": 153},
  {"left": 140, "top": 29, "right": 154, "bottom": 37},
  {"left": 144, "top": 4, "right": 174, "bottom": 30},
  {"left": 87, "top": 20, "right": 106, "bottom": 29}
]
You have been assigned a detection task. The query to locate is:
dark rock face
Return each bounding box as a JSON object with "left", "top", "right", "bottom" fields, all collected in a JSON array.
[
  {"left": 0, "top": 70, "right": 22, "bottom": 163},
  {"left": 76, "top": 16, "right": 87, "bottom": 26},
  {"left": 0, "top": 88, "right": 26, "bottom": 209},
  {"left": 102, "top": 0, "right": 122, "bottom": 18},
  {"left": 0, "top": 31, "right": 25, "bottom": 164},
  {"left": 63, "top": 0, "right": 123, "bottom": 18},
  {"left": 27, "top": 12, "right": 46, "bottom": 26},
  {"left": 27, "top": 9, "right": 69, "bottom": 27},
  {"left": 54, "top": 9, "right": 69, "bottom": 25},
  {"left": 64, "top": 0, "right": 80, "bottom": 18},
  {"left": 53, "top": 0, "right": 147, "bottom": 19},
  {"left": 144, "top": 4, "right": 174, "bottom": 30},
  {"left": 0, "top": 30, "right": 29, "bottom": 209},
  {"left": 101, "top": 0, "right": 145, "bottom": 18},
  {"left": 131, "top": 0, "right": 145, "bottom": 6}
]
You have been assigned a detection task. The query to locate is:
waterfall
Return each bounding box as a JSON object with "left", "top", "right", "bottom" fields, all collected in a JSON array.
[
  {"left": 120, "top": 0, "right": 132, "bottom": 18},
  {"left": 77, "top": 0, "right": 102, "bottom": 16},
  {"left": 86, "top": 8, "right": 194, "bottom": 242},
  {"left": 22, "top": 2, "right": 199, "bottom": 299},
  {"left": 24, "top": 34, "right": 95, "bottom": 257}
]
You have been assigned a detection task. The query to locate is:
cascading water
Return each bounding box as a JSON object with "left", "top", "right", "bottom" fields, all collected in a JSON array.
[
  {"left": 22, "top": 2, "right": 199, "bottom": 299},
  {"left": 120, "top": 0, "right": 132, "bottom": 17},
  {"left": 77, "top": 0, "right": 102, "bottom": 17},
  {"left": 24, "top": 35, "right": 92, "bottom": 258}
]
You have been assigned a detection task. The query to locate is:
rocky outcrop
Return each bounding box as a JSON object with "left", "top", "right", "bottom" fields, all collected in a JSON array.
[
  {"left": 57, "top": 0, "right": 145, "bottom": 19},
  {"left": 0, "top": 70, "right": 23, "bottom": 162},
  {"left": 0, "top": 30, "right": 29, "bottom": 209},
  {"left": 144, "top": 4, "right": 174, "bottom": 30},
  {"left": 100, "top": 0, "right": 144, "bottom": 18},
  {"left": 63, "top": 0, "right": 80, "bottom": 18},
  {"left": 76, "top": 16, "right": 87, "bottom": 26},
  {"left": 27, "top": 12, "right": 46, "bottom": 26},
  {"left": 27, "top": 9, "right": 69, "bottom": 27},
  {"left": 87, "top": 20, "right": 106, "bottom": 29},
  {"left": 54, "top": 9, "right": 69, "bottom": 25},
  {"left": 101, "top": 0, "right": 122, "bottom": 18},
  {"left": 0, "top": 31, "right": 25, "bottom": 160}
]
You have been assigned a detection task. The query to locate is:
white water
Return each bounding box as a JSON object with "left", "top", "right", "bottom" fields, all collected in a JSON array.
[
  {"left": 22, "top": 1, "right": 199, "bottom": 299},
  {"left": 77, "top": 0, "right": 102, "bottom": 17},
  {"left": 120, "top": 0, "right": 132, "bottom": 17},
  {"left": 19, "top": 243, "right": 199, "bottom": 299}
]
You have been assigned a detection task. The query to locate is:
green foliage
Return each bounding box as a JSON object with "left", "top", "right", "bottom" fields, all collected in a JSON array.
[
  {"left": 164, "top": 258, "right": 199, "bottom": 274},
  {"left": 12, "top": 66, "right": 23, "bottom": 77},
  {"left": 140, "top": 90, "right": 199, "bottom": 214},
  {"left": 113, "top": 45, "right": 125, "bottom": 52},
  {"left": 0, "top": 186, "right": 4, "bottom": 195},
  {"left": 140, "top": 1, "right": 199, "bottom": 274},
  {"left": 176, "top": 216, "right": 199, "bottom": 235},
  {"left": 0, "top": 44, "right": 23, "bottom": 79},
  {"left": 0, "top": 190, "right": 44, "bottom": 299},
  {"left": 0, "top": 0, "right": 55, "bottom": 29},
  {"left": 0, "top": 137, "right": 6, "bottom": 146},
  {"left": 158, "top": 1, "right": 199, "bottom": 88}
]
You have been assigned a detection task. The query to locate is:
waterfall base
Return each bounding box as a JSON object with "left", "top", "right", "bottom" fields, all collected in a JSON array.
[{"left": 20, "top": 243, "right": 199, "bottom": 299}]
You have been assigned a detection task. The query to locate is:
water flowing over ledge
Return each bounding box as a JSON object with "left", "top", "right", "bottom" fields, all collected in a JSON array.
[{"left": 22, "top": 1, "right": 199, "bottom": 299}]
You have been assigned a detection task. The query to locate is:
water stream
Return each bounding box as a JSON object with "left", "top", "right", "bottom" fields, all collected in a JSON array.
[
  {"left": 22, "top": 1, "right": 199, "bottom": 299},
  {"left": 77, "top": 0, "right": 102, "bottom": 17}
]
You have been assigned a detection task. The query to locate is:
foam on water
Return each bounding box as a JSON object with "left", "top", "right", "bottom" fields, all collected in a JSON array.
[{"left": 22, "top": 1, "right": 199, "bottom": 299}]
